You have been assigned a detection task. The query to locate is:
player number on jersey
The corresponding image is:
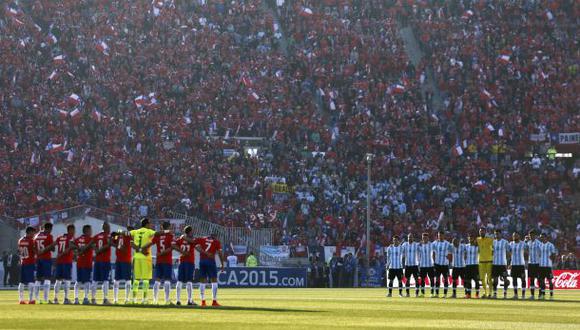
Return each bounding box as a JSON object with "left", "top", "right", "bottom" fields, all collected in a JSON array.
[
  {"left": 205, "top": 241, "right": 212, "bottom": 252},
  {"left": 36, "top": 240, "right": 45, "bottom": 250},
  {"left": 19, "top": 247, "right": 29, "bottom": 258},
  {"left": 58, "top": 241, "right": 66, "bottom": 253}
]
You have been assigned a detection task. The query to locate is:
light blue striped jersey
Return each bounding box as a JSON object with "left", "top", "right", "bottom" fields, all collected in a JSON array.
[
  {"left": 451, "top": 244, "right": 466, "bottom": 268},
  {"left": 509, "top": 241, "right": 527, "bottom": 266},
  {"left": 538, "top": 242, "right": 557, "bottom": 268},
  {"left": 432, "top": 240, "right": 452, "bottom": 266},
  {"left": 400, "top": 241, "right": 419, "bottom": 267},
  {"left": 386, "top": 244, "right": 404, "bottom": 269},
  {"left": 527, "top": 239, "right": 542, "bottom": 264},
  {"left": 492, "top": 239, "right": 511, "bottom": 265},
  {"left": 418, "top": 242, "right": 434, "bottom": 268},
  {"left": 465, "top": 244, "right": 479, "bottom": 265}
]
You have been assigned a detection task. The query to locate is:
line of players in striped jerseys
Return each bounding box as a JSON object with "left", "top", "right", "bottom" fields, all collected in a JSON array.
[
  {"left": 384, "top": 229, "right": 558, "bottom": 300},
  {"left": 16, "top": 220, "right": 224, "bottom": 306}
]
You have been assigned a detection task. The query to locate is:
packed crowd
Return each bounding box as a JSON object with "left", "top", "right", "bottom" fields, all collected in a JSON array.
[{"left": 0, "top": 1, "right": 578, "bottom": 258}]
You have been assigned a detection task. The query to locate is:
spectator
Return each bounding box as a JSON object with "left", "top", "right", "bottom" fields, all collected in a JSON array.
[
  {"left": 245, "top": 251, "right": 259, "bottom": 267},
  {"left": 226, "top": 253, "right": 238, "bottom": 268}
]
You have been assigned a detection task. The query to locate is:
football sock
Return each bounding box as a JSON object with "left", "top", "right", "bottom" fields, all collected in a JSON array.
[
  {"left": 34, "top": 281, "right": 41, "bottom": 301},
  {"left": 55, "top": 281, "right": 62, "bottom": 300},
  {"left": 153, "top": 281, "right": 161, "bottom": 302},
  {"left": 142, "top": 280, "right": 150, "bottom": 300},
  {"left": 83, "top": 282, "right": 90, "bottom": 299},
  {"left": 132, "top": 280, "right": 140, "bottom": 299},
  {"left": 18, "top": 283, "right": 24, "bottom": 301},
  {"left": 164, "top": 281, "right": 171, "bottom": 302},
  {"left": 124, "top": 281, "right": 131, "bottom": 301},
  {"left": 211, "top": 283, "right": 218, "bottom": 301},
  {"left": 199, "top": 283, "right": 206, "bottom": 301},
  {"left": 74, "top": 282, "right": 80, "bottom": 300},
  {"left": 43, "top": 280, "right": 50, "bottom": 301},
  {"left": 113, "top": 281, "right": 119, "bottom": 302},
  {"left": 91, "top": 281, "right": 97, "bottom": 300},
  {"left": 28, "top": 282, "right": 35, "bottom": 301},
  {"left": 176, "top": 282, "right": 183, "bottom": 303},
  {"left": 64, "top": 281, "right": 70, "bottom": 300},
  {"left": 186, "top": 282, "right": 193, "bottom": 303},
  {"left": 102, "top": 281, "right": 109, "bottom": 300}
]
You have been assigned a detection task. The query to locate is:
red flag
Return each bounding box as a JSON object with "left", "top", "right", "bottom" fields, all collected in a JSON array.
[
  {"left": 497, "top": 55, "right": 510, "bottom": 65},
  {"left": 68, "top": 93, "right": 81, "bottom": 106},
  {"left": 57, "top": 109, "right": 68, "bottom": 119},
  {"left": 96, "top": 41, "right": 109, "bottom": 56},
  {"left": 452, "top": 145, "right": 463, "bottom": 157},
  {"left": 299, "top": 6, "right": 313, "bottom": 17},
  {"left": 48, "top": 70, "right": 58, "bottom": 81},
  {"left": 480, "top": 89, "right": 493, "bottom": 101},
  {"left": 461, "top": 10, "right": 474, "bottom": 20},
  {"left": 53, "top": 55, "right": 65, "bottom": 65},
  {"left": 91, "top": 109, "right": 102, "bottom": 122},
  {"left": 390, "top": 84, "right": 406, "bottom": 95}
]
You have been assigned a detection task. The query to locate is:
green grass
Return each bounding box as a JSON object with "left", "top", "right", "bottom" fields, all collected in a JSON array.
[{"left": 0, "top": 289, "right": 579, "bottom": 329}]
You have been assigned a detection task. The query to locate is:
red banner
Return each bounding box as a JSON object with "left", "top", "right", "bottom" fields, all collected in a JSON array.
[{"left": 553, "top": 270, "right": 580, "bottom": 289}]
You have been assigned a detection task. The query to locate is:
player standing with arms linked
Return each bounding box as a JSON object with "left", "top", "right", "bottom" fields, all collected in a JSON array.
[
  {"left": 92, "top": 222, "right": 113, "bottom": 304},
  {"left": 194, "top": 232, "right": 224, "bottom": 306},
  {"left": 464, "top": 233, "right": 480, "bottom": 299},
  {"left": 130, "top": 218, "right": 156, "bottom": 304},
  {"left": 525, "top": 230, "right": 542, "bottom": 300},
  {"left": 432, "top": 231, "right": 452, "bottom": 298},
  {"left": 385, "top": 236, "right": 404, "bottom": 297},
  {"left": 509, "top": 232, "right": 527, "bottom": 299},
  {"left": 418, "top": 233, "right": 435, "bottom": 297},
  {"left": 175, "top": 226, "right": 197, "bottom": 306},
  {"left": 54, "top": 225, "right": 76, "bottom": 304},
  {"left": 34, "top": 222, "right": 56, "bottom": 304},
  {"left": 152, "top": 221, "right": 174, "bottom": 305},
  {"left": 538, "top": 233, "right": 557, "bottom": 300},
  {"left": 477, "top": 227, "right": 493, "bottom": 298},
  {"left": 18, "top": 227, "right": 37, "bottom": 304},
  {"left": 400, "top": 233, "right": 420, "bottom": 297},
  {"left": 74, "top": 225, "right": 95, "bottom": 305},
  {"left": 491, "top": 229, "right": 511, "bottom": 299},
  {"left": 112, "top": 227, "right": 133, "bottom": 304},
  {"left": 450, "top": 238, "right": 466, "bottom": 299}
]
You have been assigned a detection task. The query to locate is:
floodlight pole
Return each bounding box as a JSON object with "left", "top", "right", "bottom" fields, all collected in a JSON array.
[{"left": 365, "top": 153, "right": 373, "bottom": 287}]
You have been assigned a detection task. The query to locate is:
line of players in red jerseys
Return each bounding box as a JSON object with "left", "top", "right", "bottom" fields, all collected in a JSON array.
[{"left": 17, "top": 220, "right": 224, "bottom": 306}]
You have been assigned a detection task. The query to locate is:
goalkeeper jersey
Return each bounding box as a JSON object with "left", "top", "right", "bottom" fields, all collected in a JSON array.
[
  {"left": 477, "top": 236, "right": 494, "bottom": 263},
  {"left": 130, "top": 227, "right": 156, "bottom": 260}
]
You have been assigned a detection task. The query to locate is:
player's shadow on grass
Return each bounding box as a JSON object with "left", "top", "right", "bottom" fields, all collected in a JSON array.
[{"left": 91, "top": 304, "right": 321, "bottom": 313}]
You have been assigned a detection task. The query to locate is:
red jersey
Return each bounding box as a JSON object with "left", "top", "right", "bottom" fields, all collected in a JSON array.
[
  {"left": 113, "top": 234, "right": 132, "bottom": 263},
  {"left": 152, "top": 232, "right": 174, "bottom": 264},
  {"left": 175, "top": 237, "right": 195, "bottom": 263},
  {"left": 196, "top": 236, "right": 221, "bottom": 261},
  {"left": 75, "top": 235, "right": 94, "bottom": 268},
  {"left": 93, "top": 232, "right": 112, "bottom": 263},
  {"left": 55, "top": 234, "right": 75, "bottom": 264},
  {"left": 18, "top": 237, "right": 36, "bottom": 265},
  {"left": 34, "top": 231, "right": 54, "bottom": 260}
]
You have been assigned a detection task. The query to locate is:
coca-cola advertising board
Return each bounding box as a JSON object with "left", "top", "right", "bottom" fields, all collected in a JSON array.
[{"left": 552, "top": 270, "right": 580, "bottom": 289}]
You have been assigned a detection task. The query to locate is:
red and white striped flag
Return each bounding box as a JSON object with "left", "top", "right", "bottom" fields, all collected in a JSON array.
[
  {"left": 452, "top": 145, "right": 463, "bottom": 157},
  {"left": 91, "top": 109, "right": 103, "bottom": 122},
  {"left": 48, "top": 70, "right": 58, "bottom": 80},
  {"left": 68, "top": 93, "right": 81, "bottom": 106},
  {"left": 53, "top": 55, "right": 66, "bottom": 65},
  {"left": 299, "top": 6, "right": 313, "bottom": 17},
  {"left": 497, "top": 55, "right": 510, "bottom": 65},
  {"left": 57, "top": 109, "right": 68, "bottom": 119},
  {"left": 461, "top": 10, "right": 474, "bottom": 20},
  {"left": 96, "top": 41, "right": 109, "bottom": 56}
]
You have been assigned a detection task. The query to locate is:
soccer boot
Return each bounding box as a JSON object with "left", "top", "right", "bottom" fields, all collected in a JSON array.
[
  {"left": 386, "top": 293, "right": 392, "bottom": 298},
  {"left": 53, "top": 298, "right": 59, "bottom": 304},
  {"left": 28, "top": 300, "right": 36, "bottom": 304},
  {"left": 201, "top": 300, "right": 207, "bottom": 307},
  {"left": 19, "top": 301, "right": 27, "bottom": 304},
  {"left": 91, "top": 298, "right": 97, "bottom": 305},
  {"left": 450, "top": 293, "right": 457, "bottom": 299},
  {"left": 63, "top": 298, "right": 72, "bottom": 305},
  {"left": 102, "top": 299, "right": 112, "bottom": 305},
  {"left": 528, "top": 295, "right": 535, "bottom": 300},
  {"left": 176, "top": 301, "right": 182, "bottom": 306},
  {"left": 82, "top": 298, "right": 90, "bottom": 305},
  {"left": 212, "top": 300, "right": 221, "bottom": 307},
  {"left": 464, "top": 294, "right": 471, "bottom": 299},
  {"left": 74, "top": 298, "right": 80, "bottom": 305},
  {"left": 187, "top": 301, "right": 197, "bottom": 307}
]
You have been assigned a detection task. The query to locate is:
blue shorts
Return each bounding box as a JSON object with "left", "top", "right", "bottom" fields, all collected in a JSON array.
[
  {"left": 115, "top": 262, "right": 132, "bottom": 281},
  {"left": 198, "top": 259, "right": 218, "bottom": 280},
  {"left": 155, "top": 263, "right": 173, "bottom": 281},
  {"left": 93, "top": 262, "right": 111, "bottom": 282},
  {"left": 36, "top": 259, "right": 52, "bottom": 279},
  {"left": 20, "top": 264, "right": 35, "bottom": 284},
  {"left": 178, "top": 262, "right": 194, "bottom": 283},
  {"left": 55, "top": 263, "right": 72, "bottom": 280},
  {"left": 77, "top": 267, "right": 92, "bottom": 283}
]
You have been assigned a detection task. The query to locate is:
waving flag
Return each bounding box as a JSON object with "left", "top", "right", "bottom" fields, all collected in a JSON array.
[
  {"left": 461, "top": 10, "right": 474, "bottom": 20},
  {"left": 68, "top": 93, "right": 81, "bottom": 106},
  {"left": 452, "top": 145, "right": 463, "bottom": 157},
  {"left": 48, "top": 70, "right": 58, "bottom": 80},
  {"left": 53, "top": 55, "right": 66, "bottom": 65},
  {"left": 96, "top": 41, "right": 109, "bottom": 56},
  {"left": 92, "top": 109, "right": 103, "bottom": 122},
  {"left": 497, "top": 55, "right": 510, "bottom": 65},
  {"left": 299, "top": 6, "right": 313, "bottom": 17}
]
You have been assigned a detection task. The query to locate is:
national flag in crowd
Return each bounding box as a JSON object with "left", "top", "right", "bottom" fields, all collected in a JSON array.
[
  {"left": 480, "top": 89, "right": 494, "bottom": 101},
  {"left": 389, "top": 84, "right": 406, "bottom": 95},
  {"left": 497, "top": 55, "right": 510, "bottom": 65},
  {"left": 53, "top": 55, "right": 65, "bottom": 65},
  {"left": 68, "top": 93, "right": 81, "bottom": 106},
  {"left": 47, "top": 34, "right": 58, "bottom": 45},
  {"left": 452, "top": 145, "right": 463, "bottom": 157},
  {"left": 69, "top": 108, "right": 81, "bottom": 124},
  {"left": 241, "top": 75, "right": 253, "bottom": 88},
  {"left": 48, "top": 70, "right": 58, "bottom": 81},
  {"left": 56, "top": 109, "right": 68, "bottom": 119},
  {"left": 91, "top": 109, "right": 103, "bottom": 122},
  {"left": 7, "top": 8, "right": 19, "bottom": 17},
  {"left": 96, "top": 41, "right": 109, "bottom": 56},
  {"left": 461, "top": 10, "right": 474, "bottom": 20},
  {"left": 485, "top": 123, "right": 495, "bottom": 133},
  {"left": 46, "top": 143, "right": 65, "bottom": 154},
  {"left": 299, "top": 6, "right": 313, "bottom": 17}
]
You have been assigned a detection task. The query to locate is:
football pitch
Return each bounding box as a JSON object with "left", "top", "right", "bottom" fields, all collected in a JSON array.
[{"left": 0, "top": 289, "right": 579, "bottom": 329}]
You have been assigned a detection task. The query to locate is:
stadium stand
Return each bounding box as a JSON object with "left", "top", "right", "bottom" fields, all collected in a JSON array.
[{"left": 0, "top": 0, "right": 578, "bottom": 261}]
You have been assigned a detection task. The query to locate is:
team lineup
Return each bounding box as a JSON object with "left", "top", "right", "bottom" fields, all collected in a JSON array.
[
  {"left": 385, "top": 228, "right": 558, "bottom": 300},
  {"left": 17, "top": 218, "right": 224, "bottom": 306}
]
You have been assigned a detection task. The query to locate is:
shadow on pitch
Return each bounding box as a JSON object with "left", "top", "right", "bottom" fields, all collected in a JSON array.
[{"left": 90, "top": 304, "right": 321, "bottom": 313}]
